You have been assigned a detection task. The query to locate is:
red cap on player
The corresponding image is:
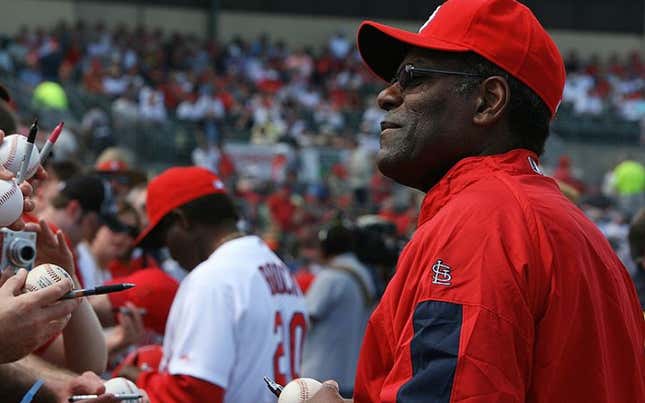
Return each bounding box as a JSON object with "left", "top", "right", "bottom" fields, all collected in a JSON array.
[
  {"left": 107, "top": 268, "right": 179, "bottom": 334},
  {"left": 135, "top": 166, "right": 227, "bottom": 247}
]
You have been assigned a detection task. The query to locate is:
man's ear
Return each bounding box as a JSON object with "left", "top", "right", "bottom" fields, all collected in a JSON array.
[
  {"left": 65, "top": 199, "right": 82, "bottom": 220},
  {"left": 173, "top": 209, "right": 191, "bottom": 230},
  {"left": 473, "top": 76, "right": 509, "bottom": 126}
]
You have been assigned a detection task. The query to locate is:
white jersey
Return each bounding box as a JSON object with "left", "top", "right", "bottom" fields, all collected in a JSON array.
[{"left": 160, "top": 235, "right": 308, "bottom": 403}]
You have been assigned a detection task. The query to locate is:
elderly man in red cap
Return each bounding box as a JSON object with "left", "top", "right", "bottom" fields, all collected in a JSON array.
[{"left": 307, "top": 0, "right": 645, "bottom": 402}]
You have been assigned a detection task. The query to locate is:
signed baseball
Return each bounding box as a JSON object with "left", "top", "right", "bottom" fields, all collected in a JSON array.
[
  {"left": 104, "top": 377, "right": 143, "bottom": 401},
  {"left": 0, "top": 134, "right": 41, "bottom": 181},
  {"left": 0, "top": 179, "right": 23, "bottom": 227},
  {"left": 24, "top": 264, "right": 74, "bottom": 292},
  {"left": 278, "top": 378, "right": 323, "bottom": 403}
]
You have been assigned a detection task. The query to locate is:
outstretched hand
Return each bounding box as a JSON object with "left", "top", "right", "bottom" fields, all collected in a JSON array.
[
  {"left": 306, "top": 381, "right": 351, "bottom": 403},
  {"left": 25, "top": 219, "right": 76, "bottom": 281},
  {"left": 0, "top": 268, "right": 80, "bottom": 363},
  {"left": 58, "top": 371, "right": 151, "bottom": 403}
]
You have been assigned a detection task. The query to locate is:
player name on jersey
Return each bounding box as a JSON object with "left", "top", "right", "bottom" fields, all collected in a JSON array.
[{"left": 259, "top": 262, "right": 300, "bottom": 296}]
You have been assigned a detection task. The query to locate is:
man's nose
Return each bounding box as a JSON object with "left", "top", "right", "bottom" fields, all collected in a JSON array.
[{"left": 377, "top": 83, "right": 403, "bottom": 111}]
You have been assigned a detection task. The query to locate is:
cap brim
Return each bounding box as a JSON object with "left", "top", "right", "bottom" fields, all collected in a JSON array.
[
  {"left": 357, "top": 21, "right": 470, "bottom": 83},
  {"left": 134, "top": 218, "right": 163, "bottom": 249}
]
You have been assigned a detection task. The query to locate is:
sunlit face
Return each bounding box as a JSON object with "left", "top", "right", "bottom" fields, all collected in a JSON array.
[{"left": 375, "top": 49, "right": 480, "bottom": 191}]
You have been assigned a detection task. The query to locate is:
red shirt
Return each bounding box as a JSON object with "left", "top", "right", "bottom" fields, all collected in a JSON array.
[
  {"left": 354, "top": 149, "right": 644, "bottom": 403},
  {"left": 107, "top": 268, "right": 179, "bottom": 335}
]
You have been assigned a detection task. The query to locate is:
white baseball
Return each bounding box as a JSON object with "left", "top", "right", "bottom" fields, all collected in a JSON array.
[
  {"left": 104, "top": 377, "right": 143, "bottom": 401},
  {"left": 24, "top": 264, "right": 74, "bottom": 292},
  {"left": 0, "top": 179, "right": 23, "bottom": 227},
  {"left": 0, "top": 134, "right": 41, "bottom": 181},
  {"left": 278, "top": 378, "right": 323, "bottom": 403}
]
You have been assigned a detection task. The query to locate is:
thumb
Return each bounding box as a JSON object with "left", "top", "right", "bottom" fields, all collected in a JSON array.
[
  {"left": 1, "top": 268, "right": 27, "bottom": 296},
  {"left": 322, "top": 380, "right": 339, "bottom": 391}
]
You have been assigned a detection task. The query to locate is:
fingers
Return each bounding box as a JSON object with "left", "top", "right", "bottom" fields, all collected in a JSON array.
[
  {"left": 322, "top": 380, "right": 339, "bottom": 391},
  {"left": 0, "top": 166, "right": 12, "bottom": 181},
  {"left": 68, "top": 371, "right": 107, "bottom": 395},
  {"left": 307, "top": 381, "right": 344, "bottom": 402},
  {"left": 38, "top": 298, "right": 80, "bottom": 323},
  {"left": 33, "top": 164, "right": 47, "bottom": 181},
  {"left": 7, "top": 217, "right": 25, "bottom": 231},
  {"left": 38, "top": 218, "right": 56, "bottom": 243},
  {"left": 23, "top": 277, "right": 74, "bottom": 305},
  {"left": 0, "top": 268, "right": 27, "bottom": 296},
  {"left": 22, "top": 222, "right": 40, "bottom": 232},
  {"left": 19, "top": 180, "right": 33, "bottom": 198},
  {"left": 56, "top": 230, "right": 73, "bottom": 257},
  {"left": 125, "top": 302, "right": 145, "bottom": 332}
]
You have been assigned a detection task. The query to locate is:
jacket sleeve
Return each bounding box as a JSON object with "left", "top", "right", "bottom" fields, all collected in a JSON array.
[{"left": 394, "top": 204, "right": 543, "bottom": 403}]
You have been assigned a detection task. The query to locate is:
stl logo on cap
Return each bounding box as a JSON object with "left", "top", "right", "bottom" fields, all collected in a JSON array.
[
  {"left": 418, "top": 6, "right": 442, "bottom": 33},
  {"left": 213, "top": 179, "right": 224, "bottom": 190}
]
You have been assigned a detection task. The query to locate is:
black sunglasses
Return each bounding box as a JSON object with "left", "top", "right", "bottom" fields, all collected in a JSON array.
[
  {"left": 392, "top": 64, "right": 483, "bottom": 89},
  {"left": 103, "top": 216, "right": 140, "bottom": 238}
]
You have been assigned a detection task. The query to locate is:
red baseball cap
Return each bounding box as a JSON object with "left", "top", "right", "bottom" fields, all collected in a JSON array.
[
  {"left": 357, "top": 0, "right": 565, "bottom": 116},
  {"left": 135, "top": 166, "right": 227, "bottom": 247},
  {"left": 107, "top": 268, "right": 179, "bottom": 334},
  {"left": 96, "top": 159, "right": 129, "bottom": 173}
]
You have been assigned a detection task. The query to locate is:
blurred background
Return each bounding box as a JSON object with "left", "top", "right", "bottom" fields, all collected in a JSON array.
[{"left": 0, "top": 0, "right": 642, "bottom": 295}]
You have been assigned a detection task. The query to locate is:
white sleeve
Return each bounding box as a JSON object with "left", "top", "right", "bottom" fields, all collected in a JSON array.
[{"left": 166, "top": 277, "right": 237, "bottom": 388}]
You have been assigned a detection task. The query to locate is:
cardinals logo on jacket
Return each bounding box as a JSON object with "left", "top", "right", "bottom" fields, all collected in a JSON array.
[{"left": 431, "top": 259, "right": 452, "bottom": 286}]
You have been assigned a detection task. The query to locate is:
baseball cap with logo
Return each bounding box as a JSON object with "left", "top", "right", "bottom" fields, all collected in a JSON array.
[
  {"left": 135, "top": 166, "right": 227, "bottom": 247},
  {"left": 357, "top": 0, "right": 565, "bottom": 116}
]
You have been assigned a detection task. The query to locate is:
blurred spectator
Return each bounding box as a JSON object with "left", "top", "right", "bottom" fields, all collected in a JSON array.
[
  {"left": 552, "top": 155, "right": 586, "bottom": 194},
  {"left": 347, "top": 137, "right": 373, "bottom": 208},
  {"left": 138, "top": 86, "right": 166, "bottom": 123},
  {"left": 33, "top": 159, "right": 82, "bottom": 216},
  {"left": 40, "top": 174, "right": 115, "bottom": 287},
  {"left": 302, "top": 223, "right": 375, "bottom": 395}
]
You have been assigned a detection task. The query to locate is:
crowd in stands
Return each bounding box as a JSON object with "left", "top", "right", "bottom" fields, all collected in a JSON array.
[
  {"left": 0, "top": 21, "right": 642, "bottom": 302},
  {"left": 562, "top": 50, "right": 645, "bottom": 122},
  {"left": 0, "top": 22, "right": 383, "bottom": 151}
]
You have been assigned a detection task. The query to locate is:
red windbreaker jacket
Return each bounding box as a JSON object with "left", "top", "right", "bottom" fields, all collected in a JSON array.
[{"left": 354, "top": 149, "right": 645, "bottom": 403}]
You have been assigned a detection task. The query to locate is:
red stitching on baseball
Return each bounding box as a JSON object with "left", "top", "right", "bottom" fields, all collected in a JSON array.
[
  {"left": 0, "top": 182, "right": 17, "bottom": 206},
  {"left": 46, "top": 266, "right": 63, "bottom": 282},
  {"left": 297, "top": 379, "right": 307, "bottom": 401},
  {"left": 3, "top": 136, "right": 17, "bottom": 170}
]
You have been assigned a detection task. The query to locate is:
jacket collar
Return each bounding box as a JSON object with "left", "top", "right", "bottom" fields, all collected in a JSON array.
[{"left": 417, "top": 149, "right": 541, "bottom": 227}]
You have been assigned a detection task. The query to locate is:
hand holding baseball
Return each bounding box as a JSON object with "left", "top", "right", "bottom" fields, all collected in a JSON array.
[
  {"left": 304, "top": 380, "right": 350, "bottom": 403},
  {"left": 0, "top": 130, "right": 47, "bottom": 230},
  {"left": 279, "top": 378, "right": 350, "bottom": 403},
  {"left": 0, "top": 268, "right": 80, "bottom": 363},
  {"left": 55, "top": 371, "right": 150, "bottom": 403}
]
